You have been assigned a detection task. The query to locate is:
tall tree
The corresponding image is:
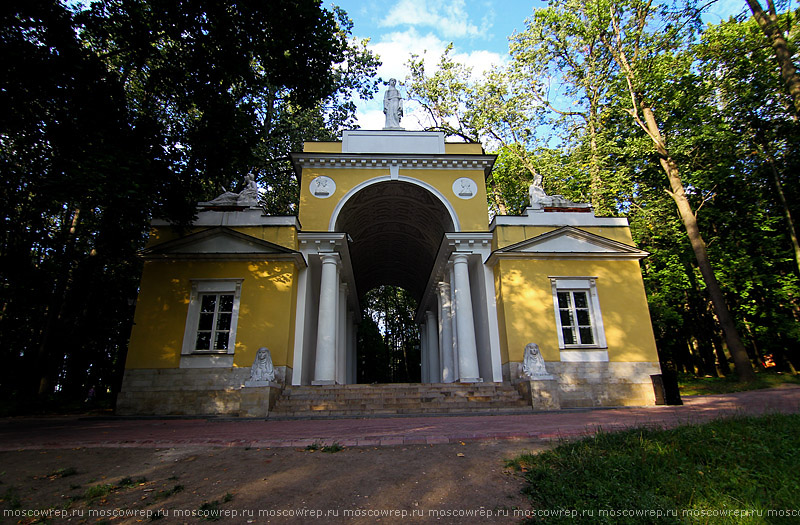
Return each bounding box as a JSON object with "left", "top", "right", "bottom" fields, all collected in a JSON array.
[
  {"left": 744, "top": 0, "right": 800, "bottom": 116},
  {"left": 589, "top": 0, "right": 757, "bottom": 381},
  {"left": 0, "top": 0, "right": 379, "bottom": 403}
]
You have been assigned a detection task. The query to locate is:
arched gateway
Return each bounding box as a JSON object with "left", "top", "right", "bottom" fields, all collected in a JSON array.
[{"left": 117, "top": 129, "right": 663, "bottom": 417}]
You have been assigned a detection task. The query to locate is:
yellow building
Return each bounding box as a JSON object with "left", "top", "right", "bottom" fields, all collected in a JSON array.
[{"left": 117, "top": 130, "right": 661, "bottom": 416}]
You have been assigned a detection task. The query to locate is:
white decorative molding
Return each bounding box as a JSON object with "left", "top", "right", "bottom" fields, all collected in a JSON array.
[
  {"left": 142, "top": 227, "right": 305, "bottom": 266},
  {"left": 486, "top": 227, "right": 649, "bottom": 265},
  {"left": 292, "top": 153, "right": 495, "bottom": 172},
  {"left": 452, "top": 177, "right": 477, "bottom": 199},
  {"left": 310, "top": 176, "right": 336, "bottom": 198},
  {"left": 559, "top": 350, "right": 610, "bottom": 362},
  {"left": 152, "top": 209, "right": 300, "bottom": 228},
  {"left": 342, "top": 130, "right": 445, "bottom": 154},
  {"left": 179, "top": 354, "right": 235, "bottom": 368},
  {"left": 490, "top": 211, "right": 629, "bottom": 228}
]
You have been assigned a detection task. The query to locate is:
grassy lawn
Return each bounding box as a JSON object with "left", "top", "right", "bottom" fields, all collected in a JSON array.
[
  {"left": 678, "top": 371, "right": 800, "bottom": 396},
  {"left": 508, "top": 414, "right": 800, "bottom": 524}
]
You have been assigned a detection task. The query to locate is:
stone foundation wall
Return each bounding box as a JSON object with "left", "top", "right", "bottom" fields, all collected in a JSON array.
[
  {"left": 116, "top": 367, "right": 288, "bottom": 416},
  {"left": 505, "top": 361, "right": 661, "bottom": 407}
]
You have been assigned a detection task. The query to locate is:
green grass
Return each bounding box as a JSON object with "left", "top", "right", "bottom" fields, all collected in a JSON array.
[
  {"left": 678, "top": 371, "right": 800, "bottom": 396},
  {"left": 508, "top": 414, "right": 800, "bottom": 524},
  {"left": 83, "top": 483, "right": 115, "bottom": 501},
  {"left": 48, "top": 467, "right": 78, "bottom": 478},
  {"left": 118, "top": 476, "right": 147, "bottom": 487},
  {"left": 154, "top": 484, "right": 184, "bottom": 500},
  {"left": 305, "top": 441, "right": 344, "bottom": 453}
]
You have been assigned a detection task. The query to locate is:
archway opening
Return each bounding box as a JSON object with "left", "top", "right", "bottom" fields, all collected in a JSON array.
[
  {"left": 357, "top": 285, "right": 420, "bottom": 383},
  {"left": 336, "top": 181, "right": 455, "bottom": 383}
]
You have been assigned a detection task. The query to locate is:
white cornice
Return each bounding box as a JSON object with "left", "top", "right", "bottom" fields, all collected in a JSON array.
[
  {"left": 152, "top": 209, "right": 300, "bottom": 228},
  {"left": 291, "top": 153, "right": 496, "bottom": 174},
  {"left": 486, "top": 226, "right": 649, "bottom": 266},
  {"left": 490, "top": 209, "right": 629, "bottom": 228}
]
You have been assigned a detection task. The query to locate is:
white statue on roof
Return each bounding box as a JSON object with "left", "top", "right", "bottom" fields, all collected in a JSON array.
[
  {"left": 383, "top": 78, "right": 404, "bottom": 130},
  {"left": 202, "top": 173, "right": 259, "bottom": 207}
]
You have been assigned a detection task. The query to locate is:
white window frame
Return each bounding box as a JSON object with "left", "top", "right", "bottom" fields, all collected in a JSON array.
[
  {"left": 181, "top": 279, "right": 243, "bottom": 356},
  {"left": 550, "top": 277, "right": 607, "bottom": 350}
]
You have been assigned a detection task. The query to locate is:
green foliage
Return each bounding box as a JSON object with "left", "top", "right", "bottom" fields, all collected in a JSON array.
[
  {"left": 510, "top": 414, "right": 800, "bottom": 523},
  {"left": 358, "top": 286, "right": 421, "bottom": 383},
  {"left": 678, "top": 371, "right": 800, "bottom": 396},
  {"left": 0, "top": 0, "right": 379, "bottom": 405},
  {"left": 405, "top": 1, "right": 800, "bottom": 378}
]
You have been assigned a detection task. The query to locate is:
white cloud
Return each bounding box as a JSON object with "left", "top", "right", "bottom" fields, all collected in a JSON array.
[
  {"left": 370, "top": 28, "right": 448, "bottom": 81},
  {"left": 368, "top": 28, "right": 505, "bottom": 83},
  {"left": 378, "top": 0, "right": 489, "bottom": 39},
  {"left": 347, "top": 25, "right": 506, "bottom": 131}
]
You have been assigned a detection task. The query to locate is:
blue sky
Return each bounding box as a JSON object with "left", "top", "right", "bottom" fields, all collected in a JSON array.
[{"left": 323, "top": 0, "right": 759, "bottom": 130}]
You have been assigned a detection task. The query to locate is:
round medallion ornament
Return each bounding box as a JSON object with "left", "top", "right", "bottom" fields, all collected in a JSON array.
[
  {"left": 310, "top": 176, "right": 335, "bottom": 198},
  {"left": 452, "top": 177, "right": 477, "bottom": 199}
]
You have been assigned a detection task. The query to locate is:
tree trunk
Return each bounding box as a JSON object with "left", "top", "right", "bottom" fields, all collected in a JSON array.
[
  {"left": 746, "top": 0, "right": 800, "bottom": 117},
  {"left": 588, "top": 114, "right": 605, "bottom": 214},
  {"left": 36, "top": 208, "right": 81, "bottom": 396},
  {"left": 642, "top": 108, "right": 756, "bottom": 382},
  {"left": 761, "top": 146, "right": 800, "bottom": 273}
]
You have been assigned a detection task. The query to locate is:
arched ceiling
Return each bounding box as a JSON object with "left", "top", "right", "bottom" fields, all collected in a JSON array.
[{"left": 335, "top": 182, "right": 454, "bottom": 302}]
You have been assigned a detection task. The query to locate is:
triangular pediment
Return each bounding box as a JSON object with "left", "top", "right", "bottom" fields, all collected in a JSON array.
[
  {"left": 497, "top": 227, "right": 649, "bottom": 258},
  {"left": 144, "top": 227, "right": 296, "bottom": 256}
]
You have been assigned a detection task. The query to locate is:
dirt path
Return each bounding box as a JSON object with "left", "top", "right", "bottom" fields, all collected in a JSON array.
[{"left": 0, "top": 440, "right": 545, "bottom": 524}]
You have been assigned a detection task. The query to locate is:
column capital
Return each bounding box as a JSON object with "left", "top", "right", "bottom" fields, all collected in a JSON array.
[
  {"left": 319, "top": 252, "right": 341, "bottom": 267},
  {"left": 450, "top": 252, "right": 470, "bottom": 265}
]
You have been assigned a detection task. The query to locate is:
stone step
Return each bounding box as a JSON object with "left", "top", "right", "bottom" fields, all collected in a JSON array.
[{"left": 270, "top": 382, "right": 531, "bottom": 418}]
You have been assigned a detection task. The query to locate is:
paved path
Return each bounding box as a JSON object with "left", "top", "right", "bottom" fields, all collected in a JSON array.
[{"left": 1, "top": 386, "right": 798, "bottom": 451}]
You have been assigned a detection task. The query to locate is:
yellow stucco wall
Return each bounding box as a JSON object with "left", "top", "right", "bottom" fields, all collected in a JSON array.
[
  {"left": 444, "top": 143, "right": 484, "bottom": 154},
  {"left": 493, "top": 224, "right": 635, "bottom": 250},
  {"left": 125, "top": 260, "right": 298, "bottom": 370},
  {"left": 303, "top": 141, "right": 342, "bottom": 153},
  {"left": 494, "top": 257, "right": 658, "bottom": 365},
  {"left": 298, "top": 167, "right": 490, "bottom": 231}
]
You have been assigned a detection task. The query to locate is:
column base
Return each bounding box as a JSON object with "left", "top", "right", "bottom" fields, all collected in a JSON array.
[
  {"left": 458, "top": 377, "right": 483, "bottom": 383},
  {"left": 312, "top": 379, "right": 337, "bottom": 386}
]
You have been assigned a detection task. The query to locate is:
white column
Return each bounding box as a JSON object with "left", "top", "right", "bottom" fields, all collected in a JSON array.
[
  {"left": 291, "top": 266, "right": 309, "bottom": 385},
  {"left": 420, "top": 322, "right": 429, "bottom": 383},
  {"left": 336, "top": 283, "right": 348, "bottom": 384},
  {"left": 449, "top": 263, "right": 460, "bottom": 380},
  {"left": 425, "top": 310, "right": 440, "bottom": 383},
  {"left": 452, "top": 253, "right": 482, "bottom": 382},
  {"left": 437, "top": 282, "right": 455, "bottom": 383},
  {"left": 346, "top": 312, "right": 356, "bottom": 384},
  {"left": 313, "top": 253, "right": 340, "bottom": 385}
]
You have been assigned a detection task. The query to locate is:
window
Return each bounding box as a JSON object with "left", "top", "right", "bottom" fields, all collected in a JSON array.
[
  {"left": 181, "top": 279, "right": 242, "bottom": 355},
  {"left": 550, "top": 277, "right": 607, "bottom": 349},
  {"left": 557, "top": 291, "right": 594, "bottom": 345},
  {"left": 195, "top": 293, "right": 235, "bottom": 351}
]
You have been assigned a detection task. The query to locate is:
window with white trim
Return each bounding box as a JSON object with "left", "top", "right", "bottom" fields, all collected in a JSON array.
[
  {"left": 181, "top": 279, "right": 242, "bottom": 355},
  {"left": 550, "top": 277, "right": 607, "bottom": 349}
]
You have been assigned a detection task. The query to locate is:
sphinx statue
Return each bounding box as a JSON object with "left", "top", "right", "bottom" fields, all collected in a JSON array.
[
  {"left": 522, "top": 342, "right": 553, "bottom": 379},
  {"left": 249, "top": 347, "right": 275, "bottom": 383}
]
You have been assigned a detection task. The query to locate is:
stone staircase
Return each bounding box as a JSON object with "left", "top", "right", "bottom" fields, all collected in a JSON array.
[{"left": 269, "top": 382, "right": 532, "bottom": 418}]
